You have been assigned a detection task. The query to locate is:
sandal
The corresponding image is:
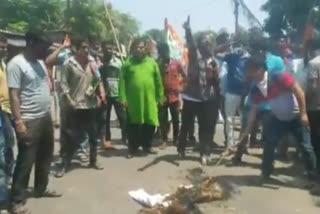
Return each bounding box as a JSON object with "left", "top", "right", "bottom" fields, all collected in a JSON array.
[
  {"left": 34, "top": 189, "right": 62, "bottom": 198},
  {"left": 88, "top": 162, "right": 104, "bottom": 170}
]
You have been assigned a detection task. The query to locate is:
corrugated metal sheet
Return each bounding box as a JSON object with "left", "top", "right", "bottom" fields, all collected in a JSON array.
[
  {"left": 0, "top": 29, "right": 26, "bottom": 47},
  {"left": 0, "top": 29, "right": 24, "bottom": 37}
]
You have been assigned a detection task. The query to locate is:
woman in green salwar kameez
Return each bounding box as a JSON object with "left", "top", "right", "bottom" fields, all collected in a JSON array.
[{"left": 119, "top": 38, "right": 164, "bottom": 158}]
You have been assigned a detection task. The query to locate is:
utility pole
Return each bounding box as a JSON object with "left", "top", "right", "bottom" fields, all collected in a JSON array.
[{"left": 234, "top": 0, "right": 240, "bottom": 36}]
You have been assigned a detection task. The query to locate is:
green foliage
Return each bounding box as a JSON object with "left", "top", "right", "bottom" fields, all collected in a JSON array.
[
  {"left": 262, "top": 0, "right": 320, "bottom": 41},
  {"left": 235, "top": 26, "right": 264, "bottom": 47},
  {"left": 66, "top": 0, "right": 107, "bottom": 41},
  {"left": 0, "top": 0, "right": 140, "bottom": 45},
  {"left": 0, "top": 0, "right": 64, "bottom": 32},
  {"left": 144, "top": 29, "right": 166, "bottom": 44}
]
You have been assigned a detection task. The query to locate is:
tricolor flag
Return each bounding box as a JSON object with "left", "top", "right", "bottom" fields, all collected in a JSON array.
[{"left": 165, "top": 18, "right": 188, "bottom": 69}]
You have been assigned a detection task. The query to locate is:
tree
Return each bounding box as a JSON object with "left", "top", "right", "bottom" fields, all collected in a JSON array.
[
  {"left": 234, "top": 26, "right": 265, "bottom": 47},
  {"left": 144, "top": 29, "right": 166, "bottom": 44},
  {"left": 0, "top": 0, "right": 140, "bottom": 46},
  {"left": 0, "top": 0, "right": 64, "bottom": 32},
  {"left": 262, "top": 0, "right": 320, "bottom": 41},
  {"left": 66, "top": 0, "right": 108, "bottom": 41},
  {"left": 110, "top": 8, "right": 140, "bottom": 45}
]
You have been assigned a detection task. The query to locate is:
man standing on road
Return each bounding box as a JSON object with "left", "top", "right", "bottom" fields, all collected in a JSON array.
[
  {"left": 241, "top": 55, "right": 317, "bottom": 180},
  {"left": 177, "top": 17, "right": 220, "bottom": 165},
  {"left": 8, "top": 32, "right": 62, "bottom": 214},
  {"left": 99, "top": 41, "right": 127, "bottom": 149},
  {"left": 119, "top": 37, "right": 164, "bottom": 158},
  {"left": 56, "top": 38, "right": 105, "bottom": 178},
  {"left": 223, "top": 48, "right": 249, "bottom": 155},
  {"left": 305, "top": 39, "right": 320, "bottom": 174}
]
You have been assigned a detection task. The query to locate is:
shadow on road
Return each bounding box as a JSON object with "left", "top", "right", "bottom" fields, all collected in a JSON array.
[{"left": 137, "top": 154, "right": 200, "bottom": 172}]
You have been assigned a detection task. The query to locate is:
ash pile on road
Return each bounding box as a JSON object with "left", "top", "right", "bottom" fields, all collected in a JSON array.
[{"left": 138, "top": 168, "right": 236, "bottom": 214}]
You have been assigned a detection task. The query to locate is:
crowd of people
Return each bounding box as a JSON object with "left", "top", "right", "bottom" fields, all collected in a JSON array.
[{"left": 0, "top": 16, "right": 320, "bottom": 214}]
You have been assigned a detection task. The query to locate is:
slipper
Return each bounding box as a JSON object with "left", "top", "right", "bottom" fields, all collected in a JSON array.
[{"left": 34, "top": 189, "right": 62, "bottom": 198}]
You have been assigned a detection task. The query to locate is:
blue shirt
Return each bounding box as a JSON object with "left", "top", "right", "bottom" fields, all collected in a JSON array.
[{"left": 225, "top": 53, "right": 248, "bottom": 96}]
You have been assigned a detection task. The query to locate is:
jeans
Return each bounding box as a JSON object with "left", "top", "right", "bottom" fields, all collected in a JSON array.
[
  {"left": 178, "top": 99, "right": 219, "bottom": 156},
  {"left": 127, "top": 124, "right": 155, "bottom": 154},
  {"left": 98, "top": 97, "right": 127, "bottom": 143},
  {"left": 11, "top": 113, "right": 54, "bottom": 204},
  {"left": 235, "top": 109, "right": 270, "bottom": 160},
  {"left": 159, "top": 101, "right": 180, "bottom": 142},
  {"left": 262, "top": 115, "right": 317, "bottom": 176},
  {"left": 0, "top": 126, "right": 8, "bottom": 203},
  {"left": 308, "top": 111, "right": 320, "bottom": 172},
  {"left": 224, "top": 93, "right": 242, "bottom": 148},
  {"left": 2, "top": 112, "right": 16, "bottom": 176},
  {"left": 61, "top": 109, "right": 99, "bottom": 166}
]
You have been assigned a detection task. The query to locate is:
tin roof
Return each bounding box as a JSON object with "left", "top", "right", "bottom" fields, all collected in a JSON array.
[{"left": 0, "top": 29, "right": 26, "bottom": 47}]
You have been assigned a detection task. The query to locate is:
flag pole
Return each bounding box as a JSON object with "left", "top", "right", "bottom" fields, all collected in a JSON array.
[{"left": 103, "top": 0, "right": 124, "bottom": 62}]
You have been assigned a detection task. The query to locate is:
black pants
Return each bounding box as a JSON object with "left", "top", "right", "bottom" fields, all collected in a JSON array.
[
  {"left": 62, "top": 109, "right": 99, "bottom": 166},
  {"left": 220, "top": 95, "right": 227, "bottom": 143},
  {"left": 208, "top": 97, "right": 220, "bottom": 143},
  {"left": 104, "top": 97, "right": 127, "bottom": 142},
  {"left": 11, "top": 114, "right": 54, "bottom": 204},
  {"left": 127, "top": 124, "right": 155, "bottom": 154},
  {"left": 308, "top": 111, "right": 320, "bottom": 171},
  {"left": 178, "top": 99, "right": 219, "bottom": 156},
  {"left": 159, "top": 101, "right": 180, "bottom": 142}
]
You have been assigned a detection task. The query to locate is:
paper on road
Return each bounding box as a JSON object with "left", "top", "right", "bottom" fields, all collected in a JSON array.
[{"left": 128, "top": 189, "right": 170, "bottom": 208}]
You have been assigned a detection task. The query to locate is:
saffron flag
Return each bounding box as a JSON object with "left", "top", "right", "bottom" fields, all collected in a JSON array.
[{"left": 165, "top": 19, "right": 188, "bottom": 69}]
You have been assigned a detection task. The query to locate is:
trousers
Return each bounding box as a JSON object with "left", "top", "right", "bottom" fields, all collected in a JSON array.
[{"left": 11, "top": 114, "right": 54, "bottom": 203}]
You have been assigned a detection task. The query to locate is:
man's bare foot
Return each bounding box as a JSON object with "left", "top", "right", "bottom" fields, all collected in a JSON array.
[{"left": 103, "top": 141, "right": 115, "bottom": 150}]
